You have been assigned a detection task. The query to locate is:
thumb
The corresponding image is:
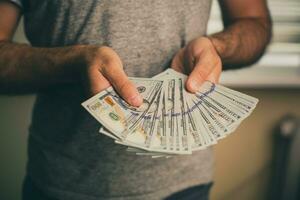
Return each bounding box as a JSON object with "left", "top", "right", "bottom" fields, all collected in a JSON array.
[
  {"left": 171, "top": 48, "right": 185, "bottom": 73},
  {"left": 85, "top": 67, "right": 111, "bottom": 96},
  {"left": 186, "top": 63, "right": 212, "bottom": 93},
  {"left": 101, "top": 62, "right": 143, "bottom": 107},
  {"left": 206, "top": 64, "right": 222, "bottom": 84}
]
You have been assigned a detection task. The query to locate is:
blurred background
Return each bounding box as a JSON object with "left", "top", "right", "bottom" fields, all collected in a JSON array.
[{"left": 0, "top": 0, "right": 300, "bottom": 199}]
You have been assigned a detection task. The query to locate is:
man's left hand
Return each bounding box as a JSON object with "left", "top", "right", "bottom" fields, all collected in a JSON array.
[{"left": 171, "top": 37, "right": 222, "bottom": 93}]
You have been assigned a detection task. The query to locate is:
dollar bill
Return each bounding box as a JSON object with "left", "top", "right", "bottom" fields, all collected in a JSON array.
[
  {"left": 83, "top": 68, "right": 259, "bottom": 157},
  {"left": 82, "top": 78, "right": 163, "bottom": 140}
]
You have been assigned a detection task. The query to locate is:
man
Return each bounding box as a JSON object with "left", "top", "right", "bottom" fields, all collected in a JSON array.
[{"left": 0, "top": 0, "right": 271, "bottom": 199}]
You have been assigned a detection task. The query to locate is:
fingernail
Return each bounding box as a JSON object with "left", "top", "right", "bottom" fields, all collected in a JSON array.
[
  {"left": 189, "top": 80, "right": 201, "bottom": 92},
  {"left": 129, "top": 95, "right": 143, "bottom": 107}
]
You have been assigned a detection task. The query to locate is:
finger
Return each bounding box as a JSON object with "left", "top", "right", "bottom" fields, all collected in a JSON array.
[
  {"left": 171, "top": 48, "right": 185, "bottom": 73},
  {"left": 86, "top": 67, "right": 111, "bottom": 96},
  {"left": 206, "top": 64, "right": 222, "bottom": 84},
  {"left": 183, "top": 46, "right": 195, "bottom": 74},
  {"left": 101, "top": 61, "right": 143, "bottom": 107}
]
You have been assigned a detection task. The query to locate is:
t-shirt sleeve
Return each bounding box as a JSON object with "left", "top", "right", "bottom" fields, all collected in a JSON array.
[{"left": 7, "top": 0, "right": 23, "bottom": 9}]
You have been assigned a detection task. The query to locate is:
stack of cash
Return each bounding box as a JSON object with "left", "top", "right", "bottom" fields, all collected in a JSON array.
[{"left": 82, "top": 69, "right": 258, "bottom": 157}]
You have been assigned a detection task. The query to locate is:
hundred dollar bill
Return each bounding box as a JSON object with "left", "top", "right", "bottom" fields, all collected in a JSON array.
[
  {"left": 132, "top": 71, "right": 192, "bottom": 155},
  {"left": 164, "top": 68, "right": 257, "bottom": 134},
  {"left": 164, "top": 69, "right": 213, "bottom": 149},
  {"left": 144, "top": 84, "right": 164, "bottom": 148},
  {"left": 165, "top": 79, "right": 176, "bottom": 151},
  {"left": 185, "top": 100, "right": 207, "bottom": 150},
  {"left": 101, "top": 81, "right": 165, "bottom": 151},
  {"left": 199, "top": 81, "right": 258, "bottom": 113},
  {"left": 82, "top": 78, "right": 163, "bottom": 140},
  {"left": 166, "top": 69, "right": 226, "bottom": 141},
  {"left": 146, "top": 83, "right": 170, "bottom": 153},
  {"left": 150, "top": 78, "right": 191, "bottom": 154},
  {"left": 85, "top": 68, "right": 260, "bottom": 157},
  {"left": 176, "top": 78, "right": 191, "bottom": 152},
  {"left": 120, "top": 86, "right": 163, "bottom": 150}
]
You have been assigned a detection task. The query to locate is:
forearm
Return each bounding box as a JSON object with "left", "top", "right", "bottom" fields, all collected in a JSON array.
[
  {"left": 208, "top": 17, "right": 272, "bottom": 70},
  {"left": 0, "top": 41, "right": 87, "bottom": 94}
]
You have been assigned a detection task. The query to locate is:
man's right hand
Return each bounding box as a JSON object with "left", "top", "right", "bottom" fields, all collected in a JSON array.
[
  {"left": 82, "top": 46, "right": 143, "bottom": 107},
  {"left": 0, "top": 2, "right": 142, "bottom": 107}
]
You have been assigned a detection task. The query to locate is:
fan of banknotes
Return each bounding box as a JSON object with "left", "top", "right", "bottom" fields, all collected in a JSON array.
[{"left": 82, "top": 68, "right": 258, "bottom": 158}]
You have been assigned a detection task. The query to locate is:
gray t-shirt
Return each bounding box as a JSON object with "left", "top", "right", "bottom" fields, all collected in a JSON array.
[{"left": 13, "top": 0, "right": 213, "bottom": 199}]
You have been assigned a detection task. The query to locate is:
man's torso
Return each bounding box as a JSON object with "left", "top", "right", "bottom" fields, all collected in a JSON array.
[{"left": 18, "top": 0, "right": 214, "bottom": 199}]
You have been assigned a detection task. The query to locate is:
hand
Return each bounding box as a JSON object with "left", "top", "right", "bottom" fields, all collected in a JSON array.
[
  {"left": 171, "top": 37, "right": 222, "bottom": 93},
  {"left": 82, "top": 46, "right": 143, "bottom": 107}
]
